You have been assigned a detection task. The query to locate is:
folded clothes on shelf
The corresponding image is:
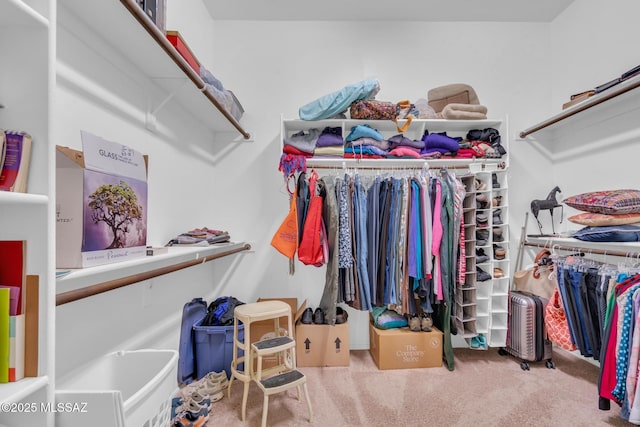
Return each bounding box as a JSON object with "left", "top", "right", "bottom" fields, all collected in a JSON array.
[{"left": 166, "top": 227, "right": 231, "bottom": 246}]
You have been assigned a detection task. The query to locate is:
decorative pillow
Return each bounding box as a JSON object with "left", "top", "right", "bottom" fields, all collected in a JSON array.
[
  {"left": 572, "top": 225, "right": 640, "bottom": 242},
  {"left": 568, "top": 212, "right": 640, "bottom": 226},
  {"left": 563, "top": 189, "right": 640, "bottom": 215}
]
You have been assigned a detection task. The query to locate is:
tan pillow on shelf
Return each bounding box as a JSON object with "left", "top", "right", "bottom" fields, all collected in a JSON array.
[
  {"left": 568, "top": 212, "right": 640, "bottom": 226},
  {"left": 427, "top": 83, "right": 480, "bottom": 113}
]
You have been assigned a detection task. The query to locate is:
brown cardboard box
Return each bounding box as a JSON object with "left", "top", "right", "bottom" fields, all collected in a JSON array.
[
  {"left": 369, "top": 322, "right": 442, "bottom": 370},
  {"left": 250, "top": 298, "right": 306, "bottom": 369},
  {"left": 295, "top": 322, "right": 350, "bottom": 367}
]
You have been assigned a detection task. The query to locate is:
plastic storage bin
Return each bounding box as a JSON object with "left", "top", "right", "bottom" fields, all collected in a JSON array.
[
  {"left": 193, "top": 319, "right": 243, "bottom": 379},
  {"left": 55, "top": 349, "right": 178, "bottom": 427}
]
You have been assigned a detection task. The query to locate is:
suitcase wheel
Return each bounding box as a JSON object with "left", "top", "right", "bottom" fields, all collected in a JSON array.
[
  {"left": 498, "top": 348, "right": 508, "bottom": 356},
  {"left": 520, "top": 361, "right": 530, "bottom": 371},
  {"left": 545, "top": 359, "right": 556, "bottom": 369}
]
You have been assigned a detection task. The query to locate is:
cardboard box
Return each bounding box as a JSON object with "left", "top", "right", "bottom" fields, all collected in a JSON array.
[
  {"left": 296, "top": 321, "right": 350, "bottom": 367},
  {"left": 369, "top": 323, "right": 442, "bottom": 370},
  {"left": 250, "top": 298, "right": 306, "bottom": 369},
  {"left": 56, "top": 131, "right": 148, "bottom": 268},
  {"left": 166, "top": 31, "right": 200, "bottom": 74}
]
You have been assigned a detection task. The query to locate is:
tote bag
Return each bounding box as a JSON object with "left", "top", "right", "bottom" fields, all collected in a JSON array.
[
  {"left": 271, "top": 175, "right": 298, "bottom": 259},
  {"left": 513, "top": 249, "right": 556, "bottom": 300},
  {"left": 298, "top": 171, "right": 325, "bottom": 266},
  {"left": 545, "top": 287, "right": 577, "bottom": 352}
]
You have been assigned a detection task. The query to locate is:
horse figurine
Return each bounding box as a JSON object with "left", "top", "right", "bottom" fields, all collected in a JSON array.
[{"left": 531, "top": 186, "right": 563, "bottom": 235}]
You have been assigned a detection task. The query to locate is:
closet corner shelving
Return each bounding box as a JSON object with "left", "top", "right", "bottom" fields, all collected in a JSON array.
[
  {"left": 282, "top": 116, "right": 510, "bottom": 349},
  {"left": 519, "top": 73, "right": 640, "bottom": 255},
  {"left": 0, "top": 1, "right": 54, "bottom": 426},
  {"left": 58, "top": 0, "right": 251, "bottom": 140}
]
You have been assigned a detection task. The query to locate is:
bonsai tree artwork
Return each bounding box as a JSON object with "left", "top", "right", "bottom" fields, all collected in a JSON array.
[{"left": 87, "top": 180, "right": 143, "bottom": 249}]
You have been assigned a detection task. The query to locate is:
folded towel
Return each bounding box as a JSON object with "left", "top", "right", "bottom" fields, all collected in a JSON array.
[{"left": 439, "top": 103, "right": 488, "bottom": 120}]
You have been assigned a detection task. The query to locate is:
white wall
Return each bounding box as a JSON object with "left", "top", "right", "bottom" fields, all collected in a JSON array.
[
  {"left": 545, "top": 0, "right": 640, "bottom": 234},
  {"left": 55, "top": 0, "right": 640, "bottom": 373},
  {"left": 208, "top": 20, "right": 553, "bottom": 348}
]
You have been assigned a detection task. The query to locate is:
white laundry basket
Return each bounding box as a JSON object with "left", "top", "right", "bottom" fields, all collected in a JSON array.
[{"left": 55, "top": 349, "right": 178, "bottom": 427}]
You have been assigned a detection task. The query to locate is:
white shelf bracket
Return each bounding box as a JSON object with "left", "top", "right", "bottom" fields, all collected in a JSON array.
[{"left": 146, "top": 80, "right": 189, "bottom": 132}]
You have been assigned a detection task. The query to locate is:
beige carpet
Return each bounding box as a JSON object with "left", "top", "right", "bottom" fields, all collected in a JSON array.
[{"left": 205, "top": 349, "right": 629, "bottom": 427}]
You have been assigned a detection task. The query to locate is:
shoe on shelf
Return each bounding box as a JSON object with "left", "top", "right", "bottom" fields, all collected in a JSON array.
[
  {"left": 301, "top": 307, "right": 313, "bottom": 324},
  {"left": 408, "top": 313, "right": 421, "bottom": 332},
  {"left": 492, "top": 195, "right": 503, "bottom": 207},
  {"left": 476, "top": 214, "right": 488, "bottom": 227},
  {"left": 475, "top": 179, "right": 487, "bottom": 191},
  {"left": 470, "top": 334, "right": 487, "bottom": 350},
  {"left": 492, "top": 173, "right": 500, "bottom": 189},
  {"left": 493, "top": 227, "right": 504, "bottom": 242},
  {"left": 492, "top": 208, "right": 503, "bottom": 225},
  {"left": 493, "top": 244, "right": 506, "bottom": 260},
  {"left": 476, "top": 194, "right": 489, "bottom": 210},
  {"left": 421, "top": 313, "right": 433, "bottom": 332},
  {"left": 313, "top": 307, "right": 325, "bottom": 324},
  {"left": 493, "top": 267, "right": 504, "bottom": 278},
  {"left": 476, "top": 267, "right": 492, "bottom": 282},
  {"left": 335, "top": 306, "right": 349, "bottom": 324},
  {"left": 476, "top": 229, "right": 489, "bottom": 246},
  {"left": 475, "top": 248, "right": 490, "bottom": 263}
]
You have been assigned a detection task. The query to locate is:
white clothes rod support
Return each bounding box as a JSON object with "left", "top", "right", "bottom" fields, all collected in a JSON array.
[{"left": 145, "top": 79, "right": 189, "bottom": 132}]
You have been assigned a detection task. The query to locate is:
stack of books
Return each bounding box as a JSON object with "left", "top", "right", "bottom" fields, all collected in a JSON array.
[
  {"left": 0, "top": 130, "right": 32, "bottom": 193},
  {"left": 0, "top": 240, "right": 39, "bottom": 383}
]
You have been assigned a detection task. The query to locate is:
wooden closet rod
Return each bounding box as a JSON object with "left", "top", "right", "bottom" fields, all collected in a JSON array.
[
  {"left": 519, "top": 77, "right": 640, "bottom": 138},
  {"left": 56, "top": 243, "right": 251, "bottom": 306},
  {"left": 119, "top": 0, "right": 251, "bottom": 140},
  {"left": 523, "top": 241, "right": 637, "bottom": 259}
]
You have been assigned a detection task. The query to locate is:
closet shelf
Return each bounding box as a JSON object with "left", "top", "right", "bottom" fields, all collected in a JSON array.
[
  {"left": 55, "top": 242, "right": 251, "bottom": 305},
  {"left": 524, "top": 236, "right": 640, "bottom": 257},
  {"left": 519, "top": 73, "right": 640, "bottom": 139},
  {"left": 0, "top": 376, "right": 49, "bottom": 405},
  {"left": 0, "top": 192, "right": 48, "bottom": 206},
  {"left": 306, "top": 157, "right": 504, "bottom": 171},
  {"left": 58, "top": 0, "right": 250, "bottom": 139}
]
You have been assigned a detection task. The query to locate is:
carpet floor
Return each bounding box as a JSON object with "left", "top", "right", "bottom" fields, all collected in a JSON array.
[{"left": 204, "top": 348, "right": 629, "bottom": 427}]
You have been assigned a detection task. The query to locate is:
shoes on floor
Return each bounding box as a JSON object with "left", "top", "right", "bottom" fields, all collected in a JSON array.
[
  {"left": 421, "top": 313, "right": 433, "bottom": 332},
  {"left": 313, "top": 307, "right": 325, "bottom": 324},
  {"left": 171, "top": 397, "right": 209, "bottom": 425},
  {"left": 301, "top": 307, "right": 313, "bottom": 324}
]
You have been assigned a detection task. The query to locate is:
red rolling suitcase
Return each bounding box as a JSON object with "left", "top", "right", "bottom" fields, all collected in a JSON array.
[{"left": 499, "top": 290, "right": 555, "bottom": 370}]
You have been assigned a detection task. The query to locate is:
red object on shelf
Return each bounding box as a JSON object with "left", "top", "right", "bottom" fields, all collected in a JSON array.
[{"left": 166, "top": 30, "right": 200, "bottom": 74}]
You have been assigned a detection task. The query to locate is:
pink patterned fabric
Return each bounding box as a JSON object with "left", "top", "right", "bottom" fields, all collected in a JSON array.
[{"left": 564, "top": 189, "right": 640, "bottom": 215}]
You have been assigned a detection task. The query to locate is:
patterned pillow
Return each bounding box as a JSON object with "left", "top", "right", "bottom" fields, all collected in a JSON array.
[
  {"left": 563, "top": 190, "right": 640, "bottom": 215},
  {"left": 568, "top": 212, "right": 640, "bottom": 226}
]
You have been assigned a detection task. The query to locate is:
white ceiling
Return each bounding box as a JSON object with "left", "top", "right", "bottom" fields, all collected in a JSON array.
[{"left": 203, "top": 0, "right": 575, "bottom": 22}]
